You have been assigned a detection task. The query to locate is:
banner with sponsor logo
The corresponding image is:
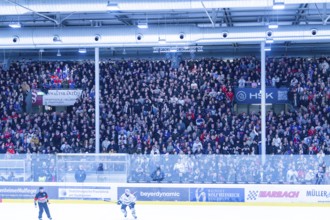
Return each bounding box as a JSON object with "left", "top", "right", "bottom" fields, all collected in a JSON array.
[
  {"left": 118, "top": 187, "right": 189, "bottom": 202},
  {"left": 244, "top": 185, "right": 330, "bottom": 203},
  {"left": 234, "top": 87, "right": 289, "bottom": 104},
  {"left": 32, "top": 89, "right": 82, "bottom": 106},
  {"left": 245, "top": 185, "right": 301, "bottom": 202},
  {"left": 0, "top": 185, "right": 57, "bottom": 199},
  {"left": 190, "top": 188, "right": 245, "bottom": 202},
  {"left": 305, "top": 188, "right": 330, "bottom": 203},
  {"left": 0, "top": 185, "right": 115, "bottom": 201},
  {"left": 43, "top": 90, "right": 82, "bottom": 106},
  {"left": 2, "top": 183, "right": 330, "bottom": 204},
  {"left": 31, "top": 90, "right": 43, "bottom": 106},
  {"left": 58, "top": 186, "right": 114, "bottom": 200},
  {"left": 246, "top": 185, "right": 330, "bottom": 203}
]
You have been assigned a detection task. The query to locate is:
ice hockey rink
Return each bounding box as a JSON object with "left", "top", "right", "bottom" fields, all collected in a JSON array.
[{"left": 0, "top": 202, "right": 328, "bottom": 220}]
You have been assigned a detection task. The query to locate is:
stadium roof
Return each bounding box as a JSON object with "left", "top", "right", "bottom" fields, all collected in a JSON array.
[
  {"left": 1, "top": 0, "right": 330, "bottom": 57},
  {"left": 0, "top": 1, "right": 325, "bottom": 28}
]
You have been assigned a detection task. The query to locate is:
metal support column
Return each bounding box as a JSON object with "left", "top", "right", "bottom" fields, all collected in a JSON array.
[
  {"left": 261, "top": 41, "right": 266, "bottom": 165},
  {"left": 95, "top": 47, "right": 100, "bottom": 153}
]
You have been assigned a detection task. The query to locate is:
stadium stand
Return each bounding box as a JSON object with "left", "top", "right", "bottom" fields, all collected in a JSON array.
[{"left": 0, "top": 57, "right": 330, "bottom": 157}]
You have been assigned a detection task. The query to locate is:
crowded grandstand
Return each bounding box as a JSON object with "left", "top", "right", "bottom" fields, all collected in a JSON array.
[{"left": 0, "top": 57, "right": 329, "bottom": 184}]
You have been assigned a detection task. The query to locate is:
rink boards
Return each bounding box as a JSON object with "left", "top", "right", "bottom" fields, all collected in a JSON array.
[{"left": 1, "top": 182, "right": 330, "bottom": 205}]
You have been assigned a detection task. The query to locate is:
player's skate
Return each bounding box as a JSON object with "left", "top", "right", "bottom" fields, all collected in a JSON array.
[
  {"left": 132, "top": 210, "right": 137, "bottom": 219},
  {"left": 122, "top": 210, "right": 127, "bottom": 218}
]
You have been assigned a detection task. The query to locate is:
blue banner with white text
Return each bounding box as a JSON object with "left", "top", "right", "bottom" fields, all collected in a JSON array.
[
  {"left": 234, "top": 87, "right": 289, "bottom": 104},
  {"left": 190, "top": 188, "right": 245, "bottom": 202},
  {"left": 118, "top": 187, "right": 189, "bottom": 201}
]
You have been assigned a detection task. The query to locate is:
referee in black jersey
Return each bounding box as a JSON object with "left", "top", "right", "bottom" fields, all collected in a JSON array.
[{"left": 34, "top": 187, "right": 52, "bottom": 220}]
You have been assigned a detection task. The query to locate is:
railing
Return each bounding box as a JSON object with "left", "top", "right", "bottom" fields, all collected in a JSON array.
[
  {"left": 0, "top": 154, "right": 328, "bottom": 184},
  {"left": 0, "top": 153, "right": 129, "bottom": 183},
  {"left": 56, "top": 154, "right": 128, "bottom": 183},
  {"left": 128, "top": 154, "right": 329, "bottom": 184}
]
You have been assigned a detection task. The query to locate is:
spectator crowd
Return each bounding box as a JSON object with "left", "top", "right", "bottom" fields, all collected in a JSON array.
[
  {"left": 129, "top": 154, "right": 329, "bottom": 184},
  {"left": 0, "top": 56, "right": 330, "bottom": 158}
]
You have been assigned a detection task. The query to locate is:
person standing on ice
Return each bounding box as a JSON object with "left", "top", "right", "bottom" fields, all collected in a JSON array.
[
  {"left": 117, "top": 189, "right": 137, "bottom": 219},
  {"left": 34, "top": 187, "right": 52, "bottom": 220}
]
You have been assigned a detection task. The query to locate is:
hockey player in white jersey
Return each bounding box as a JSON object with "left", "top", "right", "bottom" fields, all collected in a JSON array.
[{"left": 117, "top": 189, "right": 137, "bottom": 219}]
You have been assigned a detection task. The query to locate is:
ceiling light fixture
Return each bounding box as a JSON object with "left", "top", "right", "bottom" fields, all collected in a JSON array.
[
  {"left": 264, "top": 45, "right": 272, "bottom": 51},
  {"left": 268, "top": 24, "right": 278, "bottom": 29},
  {"left": 158, "top": 38, "right": 167, "bottom": 44},
  {"left": 53, "top": 35, "right": 62, "bottom": 43},
  {"left": 153, "top": 46, "right": 203, "bottom": 53},
  {"left": 273, "top": 2, "right": 285, "bottom": 10},
  {"left": 9, "top": 22, "right": 21, "bottom": 28},
  {"left": 78, "top": 48, "right": 87, "bottom": 54},
  {"left": 107, "top": 1, "right": 119, "bottom": 10},
  {"left": 265, "top": 38, "right": 274, "bottom": 44},
  {"left": 197, "top": 23, "right": 221, "bottom": 28},
  {"left": 137, "top": 21, "right": 148, "bottom": 29}
]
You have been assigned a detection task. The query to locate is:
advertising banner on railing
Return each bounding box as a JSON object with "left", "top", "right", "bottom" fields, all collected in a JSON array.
[
  {"left": 245, "top": 185, "right": 330, "bottom": 203},
  {"left": 245, "top": 186, "right": 300, "bottom": 202},
  {"left": 304, "top": 188, "right": 330, "bottom": 203},
  {"left": 43, "top": 90, "right": 83, "bottom": 106},
  {"left": 190, "top": 187, "right": 245, "bottom": 202},
  {"left": 31, "top": 89, "right": 43, "bottom": 106},
  {"left": 2, "top": 183, "right": 330, "bottom": 204},
  {"left": 58, "top": 186, "right": 114, "bottom": 200},
  {"left": 32, "top": 89, "right": 82, "bottom": 106},
  {"left": 118, "top": 187, "right": 189, "bottom": 202},
  {"left": 0, "top": 185, "right": 115, "bottom": 201},
  {"left": 234, "top": 87, "right": 289, "bottom": 104},
  {"left": 0, "top": 185, "right": 57, "bottom": 199}
]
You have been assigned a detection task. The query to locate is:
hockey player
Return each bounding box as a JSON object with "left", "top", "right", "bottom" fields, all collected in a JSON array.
[
  {"left": 34, "top": 187, "right": 52, "bottom": 220},
  {"left": 117, "top": 189, "right": 137, "bottom": 219}
]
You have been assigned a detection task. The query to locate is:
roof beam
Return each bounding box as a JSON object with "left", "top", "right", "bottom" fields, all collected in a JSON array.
[
  {"left": 115, "top": 15, "right": 133, "bottom": 25},
  {"left": 2, "top": 0, "right": 330, "bottom": 15},
  {"left": 292, "top": 4, "right": 309, "bottom": 25},
  {"left": 4, "top": 0, "right": 60, "bottom": 25},
  {"left": 323, "top": 3, "right": 327, "bottom": 20},
  {"left": 211, "top": 8, "right": 218, "bottom": 23},
  {"left": 223, "top": 8, "right": 233, "bottom": 27},
  {"left": 222, "top": 8, "right": 237, "bottom": 48},
  {"left": 201, "top": 1, "right": 215, "bottom": 27},
  {"left": 322, "top": 3, "right": 330, "bottom": 25}
]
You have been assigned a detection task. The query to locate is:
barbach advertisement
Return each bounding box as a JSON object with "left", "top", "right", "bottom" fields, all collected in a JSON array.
[{"left": 245, "top": 185, "right": 330, "bottom": 203}]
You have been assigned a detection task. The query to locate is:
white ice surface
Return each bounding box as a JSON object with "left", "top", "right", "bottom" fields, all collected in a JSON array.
[{"left": 0, "top": 203, "right": 327, "bottom": 220}]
